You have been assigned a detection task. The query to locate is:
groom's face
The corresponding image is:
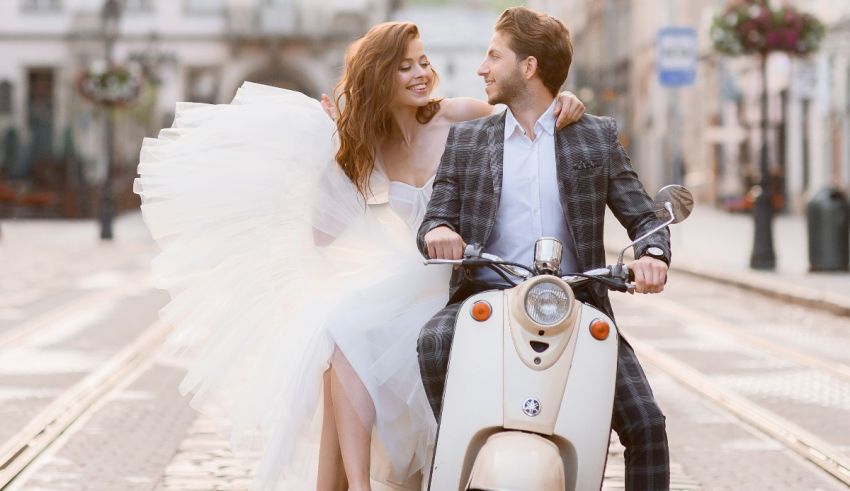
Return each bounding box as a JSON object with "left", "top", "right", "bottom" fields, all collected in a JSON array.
[{"left": 477, "top": 31, "right": 526, "bottom": 106}]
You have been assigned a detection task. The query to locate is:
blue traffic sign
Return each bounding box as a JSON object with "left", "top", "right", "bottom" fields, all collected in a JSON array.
[{"left": 657, "top": 27, "right": 697, "bottom": 87}]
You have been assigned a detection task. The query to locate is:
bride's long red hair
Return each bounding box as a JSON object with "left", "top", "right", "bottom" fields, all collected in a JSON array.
[{"left": 334, "top": 22, "right": 441, "bottom": 198}]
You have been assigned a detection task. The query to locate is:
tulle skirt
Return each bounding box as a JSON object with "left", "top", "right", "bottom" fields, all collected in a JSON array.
[{"left": 134, "top": 82, "right": 451, "bottom": 489}]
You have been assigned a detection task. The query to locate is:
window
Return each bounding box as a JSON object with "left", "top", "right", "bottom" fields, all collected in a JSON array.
[
  {"left": 184, "top": 0, "right": 223, "bottom": 15},
  {"left": 0, "top": 81, "right": 12, "bottom": 116},
  {"left": 20, "top": 0, "right": 61, "bottom": 12}
]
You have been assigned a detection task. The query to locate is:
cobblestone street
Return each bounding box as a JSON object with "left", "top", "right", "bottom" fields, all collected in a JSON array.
[{"left": 2, "top": 213, "right": 849, "bottom": 490}]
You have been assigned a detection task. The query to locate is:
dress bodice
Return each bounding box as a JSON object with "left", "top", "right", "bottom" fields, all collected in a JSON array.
[
  {"left": 367, "top": 158, "right": 436, "bottom": 232},
  {"left": 387, "top": 175, "right": 436, "bottom": 231}
]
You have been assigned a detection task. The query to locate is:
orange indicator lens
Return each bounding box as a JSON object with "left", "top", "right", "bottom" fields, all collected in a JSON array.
[
  {"left": 471, "top": 301, "right": 492, "bottom": 322},
  {"left": 589, "top": 319, "right": 610, "bottom": 340}
]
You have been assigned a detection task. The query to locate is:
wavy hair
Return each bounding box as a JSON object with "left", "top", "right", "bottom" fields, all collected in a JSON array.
[{"left": 334, "top": 22, "right": 441, "bottom": 198}]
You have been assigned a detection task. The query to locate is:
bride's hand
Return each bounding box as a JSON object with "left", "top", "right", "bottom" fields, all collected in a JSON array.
[
  {"left": 553, "top": 90, "right": 585, "bottom": 129},
  {"left": 321, "top": 93, "right": 338, "bottom": 121}
]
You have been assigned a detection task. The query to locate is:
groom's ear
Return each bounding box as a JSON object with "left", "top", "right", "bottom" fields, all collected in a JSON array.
[{"left": 522, "top": 56, "right": 539, "bottom": 80}]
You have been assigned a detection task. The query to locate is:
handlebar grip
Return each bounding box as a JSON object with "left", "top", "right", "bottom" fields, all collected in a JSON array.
[{"left": 625, "top": 265, "right": 635, "bottom": 282}]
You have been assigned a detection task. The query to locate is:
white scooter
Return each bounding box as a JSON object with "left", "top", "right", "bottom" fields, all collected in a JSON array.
[{"left": 422, "top": 185, "right": 693, "bottom": 491}]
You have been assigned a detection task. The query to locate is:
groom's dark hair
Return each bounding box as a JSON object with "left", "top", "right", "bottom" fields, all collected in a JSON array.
[{"left": 495, "top": 6, "right": 573, "bottom": 97}]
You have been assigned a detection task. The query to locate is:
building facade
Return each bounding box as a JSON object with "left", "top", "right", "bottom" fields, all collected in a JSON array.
[
  {"left": 534, "top": 0, "right": 850, "bottom": 214},
  {"left": 0, "top": 0, "right": 394, "bottom": 216}
]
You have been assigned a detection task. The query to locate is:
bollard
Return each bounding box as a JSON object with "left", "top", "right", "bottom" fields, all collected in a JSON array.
[{"left": 806, "top": 187, "right": 850, "bottom": 271}]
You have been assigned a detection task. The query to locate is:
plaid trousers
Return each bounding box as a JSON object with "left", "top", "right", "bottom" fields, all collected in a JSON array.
[{"left": 417, "top": 302, "right": 670, "bottom": 491}]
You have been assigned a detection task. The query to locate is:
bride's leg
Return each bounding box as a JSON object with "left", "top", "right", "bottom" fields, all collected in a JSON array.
[
  {"left": 330, "top": 350, "right": 375, "bottom": 491},
  {"left": 317, "top": 370, "right": 347, "bottom": 491}
]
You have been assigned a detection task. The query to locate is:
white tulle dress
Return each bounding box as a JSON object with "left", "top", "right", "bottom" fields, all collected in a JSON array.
[{"left": 134, "top": 82, "right": 451, "bottom": 490}]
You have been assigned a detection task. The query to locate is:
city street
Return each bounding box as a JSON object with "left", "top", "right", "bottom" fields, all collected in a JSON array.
[
  {"left": 2, "top": 0, "right": 850, "bottom": 489},
  {"left": 1, "top": 213, "right": 848, "bottom": 490}
]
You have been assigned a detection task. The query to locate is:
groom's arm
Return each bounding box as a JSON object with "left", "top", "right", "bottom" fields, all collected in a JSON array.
[
  {"left": 417, "top": 126, "right": 462, "bottom": 257},
  {"left": 604, "top": 117, "right": 671, "bottom": 264},
  {"left": 604, "top": 117, "right": 671, "bottom": 294}
]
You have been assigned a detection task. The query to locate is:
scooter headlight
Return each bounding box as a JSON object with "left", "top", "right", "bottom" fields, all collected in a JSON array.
[{"left": 524, "top": 281, "right": 571, "bottom": 325}]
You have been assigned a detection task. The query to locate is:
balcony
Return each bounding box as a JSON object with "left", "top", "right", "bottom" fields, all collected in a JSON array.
[{"left": 226, "top": 1, "right": 375, "bottom": 41}]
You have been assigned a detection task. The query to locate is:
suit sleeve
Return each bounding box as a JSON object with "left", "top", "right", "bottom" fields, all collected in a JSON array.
[
  {"left": 417, "top": 125, "right": 462, "bottom": 257},
  {"left": 604, "top": 118, "right": 672, "bottom": 265}
]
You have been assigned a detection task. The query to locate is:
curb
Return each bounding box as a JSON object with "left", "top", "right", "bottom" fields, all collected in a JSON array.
[
  {"left": 673, "top": 264, "right": 850, "bottom": 317},
  {"left": 606, "top": 248, "right": 850, "bottom": 317}
]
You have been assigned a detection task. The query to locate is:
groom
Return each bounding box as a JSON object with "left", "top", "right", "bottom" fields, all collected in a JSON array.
[{"left": 416, "top": 7, "right": 671, "bottom": 490}]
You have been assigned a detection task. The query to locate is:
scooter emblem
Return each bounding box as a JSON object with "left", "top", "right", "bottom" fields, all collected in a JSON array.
[{"left": 522, "top": 397, "right": 541, "bottom": 417}]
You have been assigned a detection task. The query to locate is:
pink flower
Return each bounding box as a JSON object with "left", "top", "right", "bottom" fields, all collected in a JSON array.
[
  {"left": 765, "top": 31, "right": 782, "bottom": 50},
  {"left": 782, "top": 30, "right": 798, "bottom": 50}
]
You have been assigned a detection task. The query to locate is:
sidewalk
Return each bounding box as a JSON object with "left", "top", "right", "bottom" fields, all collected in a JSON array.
[
  {"left": 604, "top": 205, "right": 850, "bottom": 316},
  {"left": 0, "top": 213, "right": 156, "bottom": 316}
]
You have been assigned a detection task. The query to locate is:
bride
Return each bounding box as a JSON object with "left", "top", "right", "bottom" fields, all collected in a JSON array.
[{"left": 134, "top": 21, "right": 584, "bottom": 490}]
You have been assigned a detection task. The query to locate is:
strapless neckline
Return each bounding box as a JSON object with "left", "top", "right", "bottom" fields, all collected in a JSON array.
[{"left": 388, "top": 174, "right": 436, "bottom": 191}]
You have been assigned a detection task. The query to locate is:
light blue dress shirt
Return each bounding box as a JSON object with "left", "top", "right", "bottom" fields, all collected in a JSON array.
[{"left": 476, "top": 100, "right": 579, "bottom": 284}]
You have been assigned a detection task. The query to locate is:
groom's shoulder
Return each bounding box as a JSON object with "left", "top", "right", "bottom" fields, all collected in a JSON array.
[
  {"left": 563, "top": 113, "right": 616, "bottom": 135},
  {"left": 449, "top": 112, "right": 503, "bottom": 139}
]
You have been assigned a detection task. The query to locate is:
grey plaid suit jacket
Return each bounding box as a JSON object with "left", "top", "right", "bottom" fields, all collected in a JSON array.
[{"left": 416, "top": 111, "right": 670, "bottom": 316}]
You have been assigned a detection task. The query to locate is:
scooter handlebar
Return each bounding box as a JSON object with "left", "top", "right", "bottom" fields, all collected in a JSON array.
[
  {"left": 424, "top": 259, "right": 638, "bottom": 293},
  {"left": 423, "top": 258, "right": 464, "bottom": 265}
]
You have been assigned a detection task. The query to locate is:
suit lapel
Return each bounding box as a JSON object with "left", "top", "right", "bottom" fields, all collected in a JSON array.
[
  {"left": 479, "top": 113, "right": 505, "bottom": 246},
  {"left": 555, "top": 128, "right": 585, "bottom": 270},
  {"left": 487, "top": 113, "right": 505, "bottom": 198}
]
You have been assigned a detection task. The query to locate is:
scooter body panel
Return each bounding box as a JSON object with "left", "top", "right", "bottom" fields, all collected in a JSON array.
[
  {"left": 427, "top": 285, "right": 618, "bottom": 491},
  {"left": 554, "top": 304, "right": 618, "bottom": 490},
  {"left": 428, "top": 290, "right": 506, "bottom": 491}
]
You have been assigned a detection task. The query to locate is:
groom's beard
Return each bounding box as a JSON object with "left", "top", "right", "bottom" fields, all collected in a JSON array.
[{"left": 487, "top": 66, "right": 527, "bottom": 106}]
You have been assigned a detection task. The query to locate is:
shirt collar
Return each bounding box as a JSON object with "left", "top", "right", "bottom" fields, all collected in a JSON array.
[{"left": 503, "top": 99, "right": 558, "bottom": 140}]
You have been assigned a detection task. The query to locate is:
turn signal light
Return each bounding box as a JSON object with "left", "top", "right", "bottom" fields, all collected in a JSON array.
[
  {"left": 471, "top": 301, "right": 492, "bottom": 322},
  {"left": 589, "top": 319, "right": 610, "bottom": 340}
]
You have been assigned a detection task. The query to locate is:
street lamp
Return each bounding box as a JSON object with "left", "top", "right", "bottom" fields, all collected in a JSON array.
[
  {"left": 749, "top": 54, "right": 775, "bottom": 269},
  {"left": 99, "top": 0, "right": 122, "bottom": 240}
]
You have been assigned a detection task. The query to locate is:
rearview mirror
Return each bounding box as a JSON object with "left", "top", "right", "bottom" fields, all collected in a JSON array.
[{"left": 654, "top": 185, "right": 694, "bottom": 224}]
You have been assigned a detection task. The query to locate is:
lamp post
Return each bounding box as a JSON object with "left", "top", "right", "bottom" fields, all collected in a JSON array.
[
  {"left": 99, "top": 0, "right": 121, "bottom": 240},
  {"left": 749, "top": 54, "right": 775, "bottom": 269}
]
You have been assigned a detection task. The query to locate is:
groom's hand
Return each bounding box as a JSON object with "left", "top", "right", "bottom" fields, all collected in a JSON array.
[
  {"left": 424, "top": 226, "right": 465, "bottom": 260},
  {"left": 626, "top": 256, "right": 668, "bottom": 294}
]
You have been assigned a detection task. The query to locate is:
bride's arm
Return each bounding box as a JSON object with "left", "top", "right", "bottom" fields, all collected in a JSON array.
[{"left": 440, "top": 91, "right": 585, "bottom": 128}]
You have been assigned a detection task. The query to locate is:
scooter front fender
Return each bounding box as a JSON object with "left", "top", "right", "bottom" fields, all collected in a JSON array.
[{"left": 466, "top": 431, "right": 565, "bottom": 491}]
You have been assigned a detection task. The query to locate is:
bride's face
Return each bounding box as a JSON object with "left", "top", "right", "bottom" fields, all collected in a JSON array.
[{"left": 391, "top": 38, "right": 435, "bottom": 109}]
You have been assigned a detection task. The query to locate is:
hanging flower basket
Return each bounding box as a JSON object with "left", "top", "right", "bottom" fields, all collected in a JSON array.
[
  {"left": 710, "top": 0, "right": 825, "bottom": 56},
  {"left": 77, "top": 65, "right": 143, "bottom": 108}
]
